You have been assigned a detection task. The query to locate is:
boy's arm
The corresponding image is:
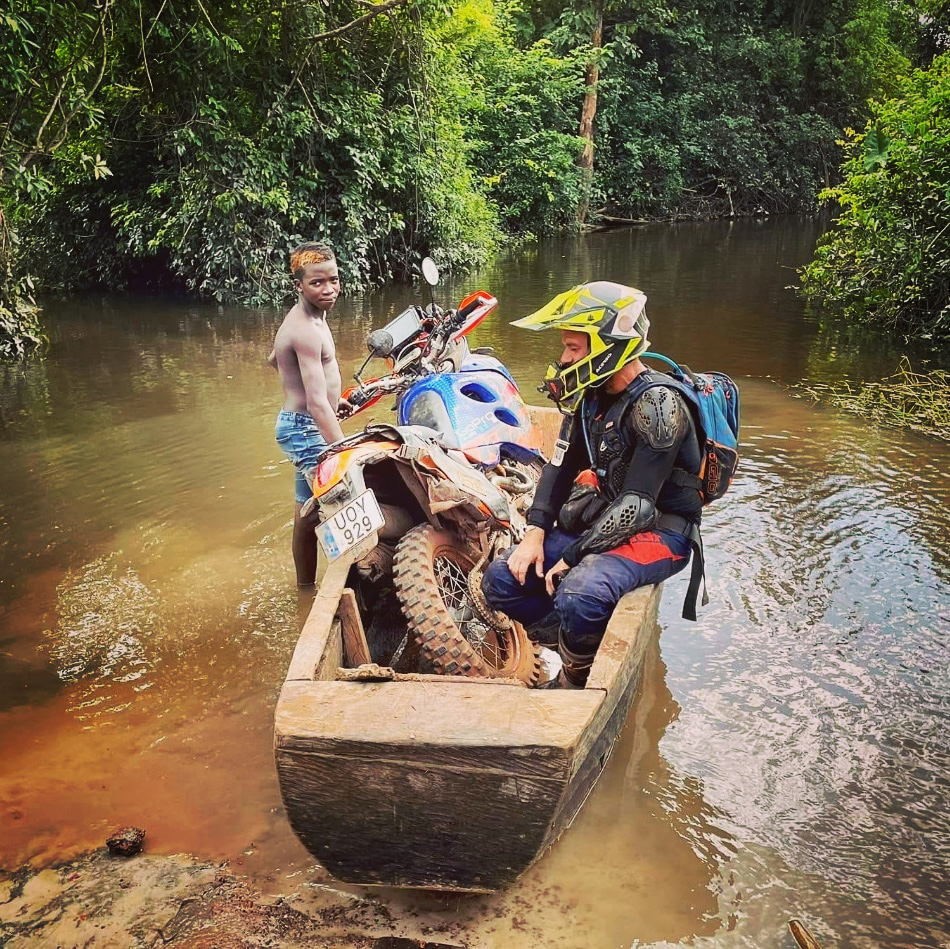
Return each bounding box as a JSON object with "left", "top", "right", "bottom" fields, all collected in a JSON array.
[
  {"left": 267, "top": 348, "right": 277, "bottom": 369},
  {"left": 297, "top": 338, "right": 345, "bottom": 443}
]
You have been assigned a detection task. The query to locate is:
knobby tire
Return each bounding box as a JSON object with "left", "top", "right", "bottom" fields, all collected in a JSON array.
[{"left": 393, "top": 524, "right": 539, "bottom": 684}]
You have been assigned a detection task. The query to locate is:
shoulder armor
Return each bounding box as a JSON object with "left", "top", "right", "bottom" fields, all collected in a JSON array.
[{"left": 632, "top": 386, "right": 685, "bottom": 450}]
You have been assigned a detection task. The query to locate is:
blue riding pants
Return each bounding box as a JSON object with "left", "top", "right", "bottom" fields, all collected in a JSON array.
[{"left": 481, "top": 527, "right": 691, "bottom": 659}]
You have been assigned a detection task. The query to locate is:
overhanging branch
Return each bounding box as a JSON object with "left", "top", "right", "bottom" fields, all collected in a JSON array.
[{"left": 309, "top": 0, "right": 411, "bottom": 43}]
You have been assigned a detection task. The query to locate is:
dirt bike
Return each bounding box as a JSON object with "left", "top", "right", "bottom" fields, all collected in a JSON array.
[{"left": 304, "top": 259, "right": 545, "bottom": 684}]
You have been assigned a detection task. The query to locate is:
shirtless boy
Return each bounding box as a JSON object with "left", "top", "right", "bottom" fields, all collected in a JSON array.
[{"left": 270, "top": 242, "right": 346, "bottom": 586}]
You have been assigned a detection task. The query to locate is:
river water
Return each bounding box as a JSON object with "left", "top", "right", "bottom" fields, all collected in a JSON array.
[{"left": 1, "top": 217, "right": 948, "bottom": 948}]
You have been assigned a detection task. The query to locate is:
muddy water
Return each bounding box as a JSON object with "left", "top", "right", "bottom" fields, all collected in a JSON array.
[{"left": 2, "top": 218, "right": 949, "bottom": 948}]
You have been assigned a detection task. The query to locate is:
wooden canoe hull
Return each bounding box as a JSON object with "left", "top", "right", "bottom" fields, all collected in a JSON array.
[
  {"left": 274, "top": 563, "right": 661, "bottom": 890},
  {"left": 273, "top": 404, "right": 664, "bottom": 890}
]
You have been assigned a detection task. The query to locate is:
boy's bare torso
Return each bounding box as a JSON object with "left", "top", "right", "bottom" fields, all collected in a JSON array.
[{"left": 273, "top": 304, "right": 342, "bottom": 415}]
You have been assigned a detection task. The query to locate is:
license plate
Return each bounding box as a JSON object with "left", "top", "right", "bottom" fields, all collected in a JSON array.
[{"left": 316, "top": 489, "right": 385, "bottom": 560}]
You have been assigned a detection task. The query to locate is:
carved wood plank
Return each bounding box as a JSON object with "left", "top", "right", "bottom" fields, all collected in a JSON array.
[
  {"left": 285, "top": 555, "right": 354, "bottom": 681},
  {"left": 526, "top": 404, "right": 562, "bottom": 457},
  {"left": 587, "top": 583, "right": 661, "bottom": 692},
  {"left": 314, "top": 620, "right": 343, "bottom": 681},
  {"left": 338, "top": 588, "right": 371, "bottom": 666},
  {"left": 276, "top": 751, "right": 561, "bottom": 890},
  {"left": 276, "top": 679, "right": 601, "bottom": 765}
]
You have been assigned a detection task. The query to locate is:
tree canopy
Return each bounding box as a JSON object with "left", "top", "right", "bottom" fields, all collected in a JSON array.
[{"left": 1, "top": 0, "right": 941, "bottom": 357}]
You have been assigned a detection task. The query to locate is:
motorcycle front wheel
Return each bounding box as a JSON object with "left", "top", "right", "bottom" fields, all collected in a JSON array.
[{"left": 393, "top": 524, "right": 539, "bottom": 685}]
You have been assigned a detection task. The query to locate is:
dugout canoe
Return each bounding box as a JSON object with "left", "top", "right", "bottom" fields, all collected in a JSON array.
[{"left": 273, "top": 406, "right": 664, "bottom": 892}]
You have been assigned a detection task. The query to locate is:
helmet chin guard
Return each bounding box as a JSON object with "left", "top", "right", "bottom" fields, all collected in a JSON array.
[
  {"left": 539, "top": 368, "right": 569, "bottom": 411},
  {"left": 513, "top": 281, "right": 650, "bottom": 409}
]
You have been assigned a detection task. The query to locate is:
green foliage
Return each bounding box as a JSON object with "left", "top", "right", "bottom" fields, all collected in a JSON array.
[
  {"left": 592, "top": 0, "right": 917, "bottom": 219},
  {"left": 10, "top": 0, "right": 501, "bottom": 308},
  {"left": 499, "top": 0, "right": 923, "bottom": 221},
  {"left": 1, "top": 0, "right": 944, "bottom": 336},
  {"left": 0, "top": 265, "right": 46, "bottom": 360},
  {"left": 0, "top": 214, "right": 44, "bottom": 361},
  {"left": 1, "top": 0, "right": 117, "bottom": 359},
  {"left": 801, "top": 52, "right": 950, "bottom": 341},
  {"left": 799, "top": 357, "right": 950, "bottom": 441},
  {"left": 864, "top": 122, "right": 891, "bottom": 169},
  {"left": 446, "top": 3, "right": 587, "bottom": 235}
]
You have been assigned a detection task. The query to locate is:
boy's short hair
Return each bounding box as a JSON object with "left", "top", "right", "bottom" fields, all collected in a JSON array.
[{"left": 290, "top": 242, "right": 336, "bottom": 279}]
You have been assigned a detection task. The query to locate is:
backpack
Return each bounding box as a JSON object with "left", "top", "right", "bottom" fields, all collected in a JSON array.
[
  {"left": 631, "top": 351, "right": 740, "bottom": 505},
  {"left": 620, "top": 352, "right": 740, "bottom": 621}
]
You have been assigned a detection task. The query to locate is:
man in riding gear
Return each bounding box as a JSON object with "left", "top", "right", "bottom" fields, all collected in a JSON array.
[{"left": 481, "top": 281, "right": 702, "bottom": 688}]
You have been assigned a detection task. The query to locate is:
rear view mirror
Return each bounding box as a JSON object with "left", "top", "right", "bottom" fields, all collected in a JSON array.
[
  {"left": 421, "top": 257, "right": 440, "bottom": 287},
  {"left": 366, "top": 329, "right": 395, "bottom": 358}
]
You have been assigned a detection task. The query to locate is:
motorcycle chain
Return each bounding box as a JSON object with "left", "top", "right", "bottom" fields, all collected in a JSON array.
[{"left": 467, "top": 534, "right": 513, "bottom": 633}]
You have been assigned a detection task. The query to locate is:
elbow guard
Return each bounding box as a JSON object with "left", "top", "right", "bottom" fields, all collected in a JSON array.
[{"left": 562, "top": 492, "right": 657, "bottom": 565}]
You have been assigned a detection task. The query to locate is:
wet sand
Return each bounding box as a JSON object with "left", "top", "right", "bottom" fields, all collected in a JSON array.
[{"left": 0, "top": 849, "right": 469, "bottom": 948}]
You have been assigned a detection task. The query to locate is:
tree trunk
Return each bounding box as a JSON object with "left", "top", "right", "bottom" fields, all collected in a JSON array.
[{"left": 576, "top": 0, "right": 604, "bottom": 224}]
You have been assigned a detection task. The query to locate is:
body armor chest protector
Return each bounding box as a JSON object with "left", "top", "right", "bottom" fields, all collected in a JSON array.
[
  {"left": 583, "top": 394, "right": 635, "bottom": 501},
  {"left": 581, "top": 372, "right": 700, "bottom": 503}
]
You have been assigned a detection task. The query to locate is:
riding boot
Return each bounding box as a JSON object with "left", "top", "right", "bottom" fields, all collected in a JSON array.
[
  {"left": 526, "top": 612, "right": 560, "bottom": 649},
  {"left": 538, "top": 669, "right": 583, "bottom": 689},
  {"left": 537, "top": 633, "right": 594, "bottom": 689},
  {"left": 558, "top": 643, "right": 594, "bottom": 689},
  {"left": 558, "top": 632, "right": 595, "bottom": 688}
]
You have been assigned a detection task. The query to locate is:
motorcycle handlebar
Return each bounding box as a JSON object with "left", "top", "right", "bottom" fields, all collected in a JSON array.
[
  {"left": 456, "top": 298, "right": 479, "bottom": 320},
  {"left": 345, "top": 293, "right": 477, "bottom": 414},
  {"left": 339, "top": 372, "right": 411, "bottom": 419}
]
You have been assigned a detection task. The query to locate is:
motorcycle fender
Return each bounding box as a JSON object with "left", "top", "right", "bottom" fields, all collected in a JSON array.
[
  {"left": 312, "top": 440, "right": 400, "bottom": 499},
  {"left": 398, "top": 442, "right": 511, "bottom": 523}
]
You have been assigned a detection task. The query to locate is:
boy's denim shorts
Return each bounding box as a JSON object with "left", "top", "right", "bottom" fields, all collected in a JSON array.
[{"left": 275, "top": 411, "right": 327, "bottom": 504}]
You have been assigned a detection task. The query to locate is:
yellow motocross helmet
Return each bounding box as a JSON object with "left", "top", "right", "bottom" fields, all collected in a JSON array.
[{"left": 512, "top": 281, "right": 650, "bottom": 409}]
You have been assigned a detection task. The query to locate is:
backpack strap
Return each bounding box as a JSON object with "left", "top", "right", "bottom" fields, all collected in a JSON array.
[
  {"left": 656, "top": 513, "right": 708, "bottom": 621},
  {"left": 683, "top": 521, "right": 709, "bottom": 621},
  {"left": 668, "top": 467, "right": 703, "bottom": 492}
]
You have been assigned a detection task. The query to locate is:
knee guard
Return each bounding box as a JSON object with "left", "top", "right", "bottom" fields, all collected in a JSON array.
[{"left": 562, "top": 492, "right": 657, "bottom": 563}]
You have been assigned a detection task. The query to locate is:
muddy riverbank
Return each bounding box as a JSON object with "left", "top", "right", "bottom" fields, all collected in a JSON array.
[{"left": 0, "top": 849, "right": 471, "bottom": 948}]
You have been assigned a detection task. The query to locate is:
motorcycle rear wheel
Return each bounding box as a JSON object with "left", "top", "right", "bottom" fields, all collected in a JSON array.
[{"left": 393, "top": 524, "right": 539, "bottom": 684}]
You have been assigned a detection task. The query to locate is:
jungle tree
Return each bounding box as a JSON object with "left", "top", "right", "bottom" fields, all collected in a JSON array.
[
  {"left": 801, "top": 51, "right": 950, "bottom": 342},
  {"left": 1, "top": 0, "right": 119, "bottom": 357}
]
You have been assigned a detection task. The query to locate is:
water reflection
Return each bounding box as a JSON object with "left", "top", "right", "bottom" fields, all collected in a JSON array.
[{"left": 658, "top": 377, "right": 950, "bottom": 948}]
